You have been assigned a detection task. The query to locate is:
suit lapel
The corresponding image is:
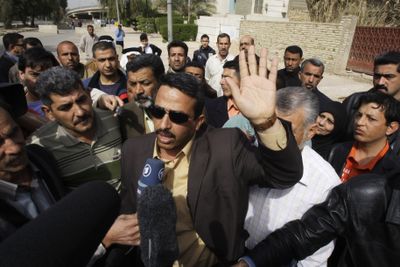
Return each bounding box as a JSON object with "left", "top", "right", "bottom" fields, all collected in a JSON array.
[{"left": 187, "top": 134, "right": 210, "bottom": 222}]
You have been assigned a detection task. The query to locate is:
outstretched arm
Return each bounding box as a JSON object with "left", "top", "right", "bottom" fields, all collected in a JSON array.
[{"left": 227, "top": 46, "right": 286, "bottom": 151}]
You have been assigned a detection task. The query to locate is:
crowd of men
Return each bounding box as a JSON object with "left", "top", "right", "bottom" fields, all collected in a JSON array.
[{"left": 0, "top": 25, "right": 400, "bottom": 267}]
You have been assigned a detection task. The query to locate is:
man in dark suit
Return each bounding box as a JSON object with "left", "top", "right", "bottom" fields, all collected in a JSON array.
[
  {"left": 205, "top": 59, "right": 240, "bottom": 128},
  {"left": 0, "top": 83, "right": 66, "bottom": 241},
  {"left": 119, "top": 54, "right": 165, "bottom": 140},
  {"left": 0, "top": 33, "right": 24, "bottom": 83},
  {"left": 113, "top": 47, "right": 303, "bottom": 266}
]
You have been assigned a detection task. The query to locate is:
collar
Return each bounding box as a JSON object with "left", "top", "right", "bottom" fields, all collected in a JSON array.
[
  {"left": 87, "top": 69, "right": 127, "bottom": 90},
  {"left": 227, "top": 98, "right": 238, "bottom": 110},
  {"left": 347, "top": 141, "right": 390, "bottom": 171},
  {"left": 153, "top": 136, "right": 194, "bottom": 163},
  {"left": 5, "top": 51, "right": 18, "bottom": 63},
  {"left": 0, "top": 163, "right": 40, "bottom": 201}
]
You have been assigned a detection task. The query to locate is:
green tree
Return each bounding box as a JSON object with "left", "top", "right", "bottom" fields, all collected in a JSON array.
[
  {"left": 154, "top": 0, "right": 216, "bottom": 17},
  {"left": 0, "top": 0, "right": 67, "bottom": 29}
]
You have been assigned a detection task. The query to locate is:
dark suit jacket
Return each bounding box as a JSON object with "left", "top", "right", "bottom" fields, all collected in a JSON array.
[
  {"left": 118, "top": 101, "right": 146, "bottom": 141},
  {"left": 0, "top": 144, "right": 66, "bottom": 242},
  {"left": 0, "top": 53, "right": 16, "bottom": 83},
  {"left": 117, "top": 121, "right": 303, "bottom": 264},
  {"left": 204, "top": 96, "right": 229, "bottom": 128}
]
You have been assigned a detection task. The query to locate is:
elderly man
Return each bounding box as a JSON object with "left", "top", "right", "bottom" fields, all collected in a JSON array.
[
  {"left": 0, "top": 82, "right": 65, "bottom": 242},
  {"left": 225, "top": 87, "right": 340, "bottom": 267},
  {"left": 111, "top": 46, "right": 303, "bottom": 266},
  {"left": 119, "top": 54, "right": 165, "bottom": 139}
]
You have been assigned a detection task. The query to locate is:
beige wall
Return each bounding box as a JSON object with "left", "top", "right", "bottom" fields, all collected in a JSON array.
[{"left": 240, "top": 16, "right": 357, "bottom": 74}]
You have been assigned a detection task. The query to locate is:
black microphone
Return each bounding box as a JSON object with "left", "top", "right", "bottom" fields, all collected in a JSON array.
[
  {"left": 137, "top": 184, "right": 179, "bottom": 267},
  {"left": 137, "top": 158, "right": 164, "bottom": 196},
  {"left": 0, "top": 181, "right": 120, "bottom": 267}
]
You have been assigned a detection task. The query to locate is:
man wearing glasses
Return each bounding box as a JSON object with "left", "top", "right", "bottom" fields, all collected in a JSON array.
[
  {"left": 0, "top": 32, "right": 24, "bottom": 83},
  {"left": 114, "top": 47, "right": 303, "bottom": 266}
]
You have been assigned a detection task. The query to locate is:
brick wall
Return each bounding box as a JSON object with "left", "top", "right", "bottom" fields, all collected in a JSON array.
[{"left": 240, "top": 15, "right": 357, "bottom": 73}]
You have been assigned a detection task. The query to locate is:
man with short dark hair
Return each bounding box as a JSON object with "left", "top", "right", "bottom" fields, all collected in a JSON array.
[
  {"left": 8, "top": 37, "right": 43, "bottom": 84},
  {"left": 79, "top": 24, "right": 99, "bottom": 61},
  {"left": 18, "top": 47, "right": 59, "bottom": 118},
  {"left": 83, "top": 41, "right": 128, "bottom": 103},
  {"left": 192, "top": 34, "right": 215, "bottom": 67},
  {"left": 27, "top": 67, "right": 139, "bottom": 262},
  {"left": 115, "top": 47, "right": 302, "bottom": 265},
  {"left": 205, "top": 33, "right": 235, "bottom": 96},
  {"left": 184, "top": 61, "right": 217, "bottom": 99},
  {"left": 299, "top": 58, "right": 332, "bottom": 109},
  {"left": 343, "top": 51, "right": 400, "bottom": 142},
  {"left": 139, "top": 32, "right": 162, "bottom": 56},
  {"left": 119, "top": 54, "right": 165, "bottom": 139},
  {"left": 0, "top": 32, "right": 24, "bottom": 83},
  {"left": 276, "top": 45, "right": 303, "bottom": 89},
  {"left": 167, "top": 40, "right": 189, "bottom": 73},
  {"left": 330, "top": 92, "right": 399, "bottom": 180},
  {"left": 205, "top": 60, "right": 241, "bottom": 127}
]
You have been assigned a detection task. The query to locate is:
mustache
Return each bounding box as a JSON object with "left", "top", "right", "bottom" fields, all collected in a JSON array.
[
  {"left": 134, "top": 94, "right": 153, "bottom": 108},
  {"left": 73, "top": 115, "right": 90, "bottom": 125},
  {"left": 156, "top": 129, "right": 175, "bottom": 138},
  {"left": 373, "top": 84, "right": 388, "bottom": 91}
]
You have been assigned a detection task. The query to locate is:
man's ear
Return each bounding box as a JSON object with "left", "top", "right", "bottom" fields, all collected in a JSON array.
[
  {"left": 41, "top": 105, "right": 55, "bottom": 121},
  {"left": 195, "top": 114, "right": 205, "bottom": 131},
  {"left": 19, "top": 70, "right": 25, "bottom": 82},
  {"left": 386, "top": 121, "right": 399, "bottom": 136},
  {"left": 306, "top": 123, "right": 319, "bottom": 140}
]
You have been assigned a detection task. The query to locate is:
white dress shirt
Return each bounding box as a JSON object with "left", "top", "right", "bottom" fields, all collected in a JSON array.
[
  {"left": 204, "top": 53, "right": 235, "bottom": 97},
  {"left": 245, "top": 145, "right": 341, "bottom": 266}
]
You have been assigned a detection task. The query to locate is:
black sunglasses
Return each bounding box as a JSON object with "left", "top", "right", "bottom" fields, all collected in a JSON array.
[{"left": 147, "top": 105, "right": 192, "bottom": 124}]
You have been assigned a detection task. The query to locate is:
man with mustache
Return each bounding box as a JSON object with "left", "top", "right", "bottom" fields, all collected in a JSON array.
[
  {"left": 27, "top": 66, "right": 123, "bottom": 191},
  {"left": 112, "top": 47, "right": 303, "bottom": 266},
  {"left": 56, "top": 40, "right": 91, "bottom": 79},
  {"left": 233, "top": 92, "right": 400, "bottom": 267},
  {"left": 118, "top": 54, "right": 165, "bottom": 139},
  {"left": 205, "top": 33, "right": 235, "bottom": 97},
  {"left": 298, "top": 58, "right": 333, "bottom": 109},
  {"left": 276, "top": 45, "right": 303, "bottom": 90},
  {"left": 27, "top": 67, "right": 140, "bottom": 263},
  {"left": 343, "top": 51, "right": 400, "bottom": 144},
  {"left": 83, "top": 41, "right": 128, "bottom": 103}
]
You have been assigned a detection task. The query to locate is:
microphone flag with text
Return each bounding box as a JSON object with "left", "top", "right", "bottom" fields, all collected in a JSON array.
[{"left": 137, "top": 158, "right": 179, "bottom": 267}]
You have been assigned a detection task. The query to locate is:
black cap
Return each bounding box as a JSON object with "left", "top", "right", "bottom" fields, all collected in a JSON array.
[{"left": 0, "top": 83, "right": 27, "bottom": 118}]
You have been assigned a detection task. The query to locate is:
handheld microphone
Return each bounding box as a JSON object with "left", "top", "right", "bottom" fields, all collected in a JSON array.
[
  {"left": 137, "top": 158, "right": 164, "bottom": 196},
  {"left": 138, "top": 185, "right": 179, "bottom": 267}
]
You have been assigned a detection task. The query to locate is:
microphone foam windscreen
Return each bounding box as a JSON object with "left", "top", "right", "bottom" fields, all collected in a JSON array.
[
  {"left": 137, "top": 158, "right": 164, "bottom": 196},
  {"left": 0, "top": 181, "right": 120, "bottom": 267},
  {"left": 138, "top": 184, "right": 179, "bottom": 267}
]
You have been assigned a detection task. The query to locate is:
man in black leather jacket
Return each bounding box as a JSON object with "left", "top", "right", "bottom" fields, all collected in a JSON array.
[{"left": 234, "top": 155, "right": 400, "bottom": 267}]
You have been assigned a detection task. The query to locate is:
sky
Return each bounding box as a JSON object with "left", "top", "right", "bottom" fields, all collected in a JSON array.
[{"left": 67, "top": 0, "right": 100, "bottom": 9}]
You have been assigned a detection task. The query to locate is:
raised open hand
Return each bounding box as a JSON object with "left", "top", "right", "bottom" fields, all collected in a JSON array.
[{"left": 226, "top": 46, "right": 278, "bottom": 126}]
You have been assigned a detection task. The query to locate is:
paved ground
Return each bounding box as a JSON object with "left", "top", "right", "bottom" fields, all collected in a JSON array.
[{"left": 6, "top": 27, "right": 372, "bottom": 101}]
